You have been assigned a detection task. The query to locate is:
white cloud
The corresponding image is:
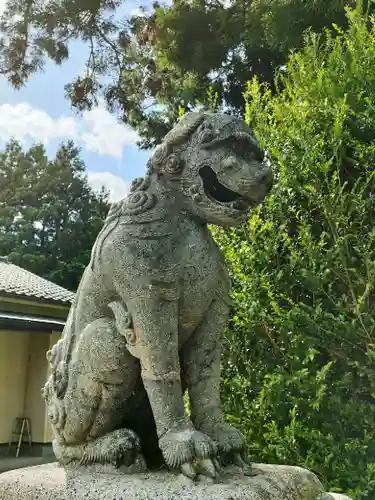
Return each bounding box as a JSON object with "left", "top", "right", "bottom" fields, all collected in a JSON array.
[
  {"left": 0, "top": 1, "right": 24, "bottom": 20},
  {"left": 81, "top": 106, "right": 139, "bottom": 158},
  {"left": 87, "top": 171, "right": 130, "bottom": 202},
  {"left": 130, "top": 7, "right": 146, "bottom": 17},
  {"left": 0, "top": 102, "right": 139, "bottom": 158},
  {"left": 0, "top": 103, "right": 78, "bottom": 143}
]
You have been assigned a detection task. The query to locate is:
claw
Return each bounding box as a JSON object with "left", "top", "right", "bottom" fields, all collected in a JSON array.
[
  {"left": 244, "top": 466, "right": 257, "bottom": 477},
  {"left": 233, "top": 452, "right": 247, "bottom": 468},
  {"left": 194, "top": 438, "right": 215, "bottom": 459},
  {"left": 243, "top": 463, "right": 257, "bottom": 476},
  {"left": 233, "top": 452, "right": 256, "bottom": 476},
  {"left": 241, "top": 451, "right": 251, "bottom": 464},
  {"left": 213, "top": 458, "right": 221, "bottom": 472},
  {"left": 181, "top": 462, "right": 196, "bottom": 480},
  {"left": 198, "top": 458, "right": 217, "bottom": 478},
  {"left": 197, "top": 474, "right": 215, "bottom": 483}
]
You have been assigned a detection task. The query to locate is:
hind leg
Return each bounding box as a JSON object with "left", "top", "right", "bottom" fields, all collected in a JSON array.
[
  {"left": 53, "top": 428, "right": 145, "bottom": 471},
  {"left": 45, "top": 315, "right": 146, "bottom": 471}
]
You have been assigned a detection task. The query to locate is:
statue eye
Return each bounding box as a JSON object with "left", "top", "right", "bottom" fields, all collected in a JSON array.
[
  {"left": 165, "top": 154, "right": 182, "bottom": 174},
  {"left": 199, "top": 123, "right": 215, "bottom": 144}
]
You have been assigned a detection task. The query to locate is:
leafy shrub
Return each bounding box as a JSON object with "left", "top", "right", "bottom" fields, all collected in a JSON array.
[{"left": 213, "top": 5, "right": 375, "bottom": 498}]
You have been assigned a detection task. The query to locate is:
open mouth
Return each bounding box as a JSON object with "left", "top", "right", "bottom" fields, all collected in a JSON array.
[{"left": 199, "top": 165, "right": 250, "bottom": 211}]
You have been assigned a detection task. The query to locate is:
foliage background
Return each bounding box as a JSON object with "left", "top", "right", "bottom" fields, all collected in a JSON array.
[
  {"left": 1, "top": 1, "right": 374, "bottom": 497},
  {"left": 0, "top": 141, "right": 109, "bottom": 290},
  {"left": 0, "top": 0, "right": 370, "bottom": 148},
  {"left": 211, "top": 6, "right": 375, "bottom": 498}
]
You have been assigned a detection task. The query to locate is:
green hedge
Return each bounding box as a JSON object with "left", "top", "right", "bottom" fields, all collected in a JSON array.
[{"left": 213, "top": 5, "right": 375, "bottom": 498}]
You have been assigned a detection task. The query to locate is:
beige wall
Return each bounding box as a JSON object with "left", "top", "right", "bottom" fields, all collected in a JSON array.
[
  {"left": 0, "top": 329, "right": 61, "bottom": 445},
  {"left": 0, "top": 330, "right": 30, "bottom": 443},
  {"left": 24, "top": 332, "right": 50, "bottom": 442}
]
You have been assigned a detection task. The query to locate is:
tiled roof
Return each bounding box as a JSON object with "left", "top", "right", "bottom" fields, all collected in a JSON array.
[{"left": 0, "top": 260, "right": 75, "bottom": 304}]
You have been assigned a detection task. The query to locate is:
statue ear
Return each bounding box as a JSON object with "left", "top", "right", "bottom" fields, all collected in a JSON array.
[
  {"left": 149, "top": 145, "right": 168, "bottom": 173},
  {"left": 150, "top": 149, "right": 184, "bottom": 176}
]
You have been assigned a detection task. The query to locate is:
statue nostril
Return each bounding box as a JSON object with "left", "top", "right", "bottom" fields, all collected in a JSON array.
[
  {"left": 258, "top": 168, "right": 273, "bottom": 190},
  {"left": 258, "top": 169, "right": 272, "bottom": 184}
]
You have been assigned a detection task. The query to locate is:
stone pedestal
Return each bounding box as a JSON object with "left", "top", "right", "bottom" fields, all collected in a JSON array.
[{"left": 0, "top": 462, "right": 352, "bottom": 500}]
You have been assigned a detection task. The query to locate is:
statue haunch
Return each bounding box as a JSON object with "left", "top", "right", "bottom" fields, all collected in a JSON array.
[{"left": 42, "top": 112, "right": 273, "bottom": 481}]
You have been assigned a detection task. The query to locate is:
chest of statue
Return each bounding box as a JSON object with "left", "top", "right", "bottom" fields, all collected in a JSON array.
[
  {"left": 111, "top": 215, "right": 230, "bottom": 326},
  {"left": 176, "top": 219, "right": 230, "bottom": 334}
]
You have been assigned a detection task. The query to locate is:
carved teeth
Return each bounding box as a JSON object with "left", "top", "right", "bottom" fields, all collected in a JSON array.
[
  {"left": 189, "top": 184, "right": 201, "bottom": 201},
  {"left": 189, "top": 184, "right": 199, "bottom": 194},
  {"left": 232, "top": 199, "right": 248, "bottom": 210}
]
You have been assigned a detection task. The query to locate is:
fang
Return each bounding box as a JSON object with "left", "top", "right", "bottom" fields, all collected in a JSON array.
[{"left": 233, "top": 199, "right": 247, "bottom": 210}]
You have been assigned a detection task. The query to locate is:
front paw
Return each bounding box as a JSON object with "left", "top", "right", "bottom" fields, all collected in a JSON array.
[
  {"left": 197, "top": 421, "right": 255, "bottom": 476},
  {"left": 159, "top": 425, "right": 220, "bottom": 480}
]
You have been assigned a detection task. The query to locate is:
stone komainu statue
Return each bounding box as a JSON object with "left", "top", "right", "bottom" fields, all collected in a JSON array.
[{"left": 42, "top": 112, "right": 273, "bottom": 480}]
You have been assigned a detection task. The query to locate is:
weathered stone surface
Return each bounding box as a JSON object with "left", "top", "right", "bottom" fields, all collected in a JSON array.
[
  {"left": 41, "top": 111, "right": 273, "bottom": 479},
  {"left": 320, "top": 495, "right": 352, "bottom": 500},
  {"left": 35, "top": 111, "right": 350, "bottom": 498},
  {"left": 0, "top": 462, "right": 351, "bottom": 500}
]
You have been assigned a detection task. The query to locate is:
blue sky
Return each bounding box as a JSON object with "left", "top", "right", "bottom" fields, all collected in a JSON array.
[{"left": 0, "top": 1, "right": 153, "bottom": 202}]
